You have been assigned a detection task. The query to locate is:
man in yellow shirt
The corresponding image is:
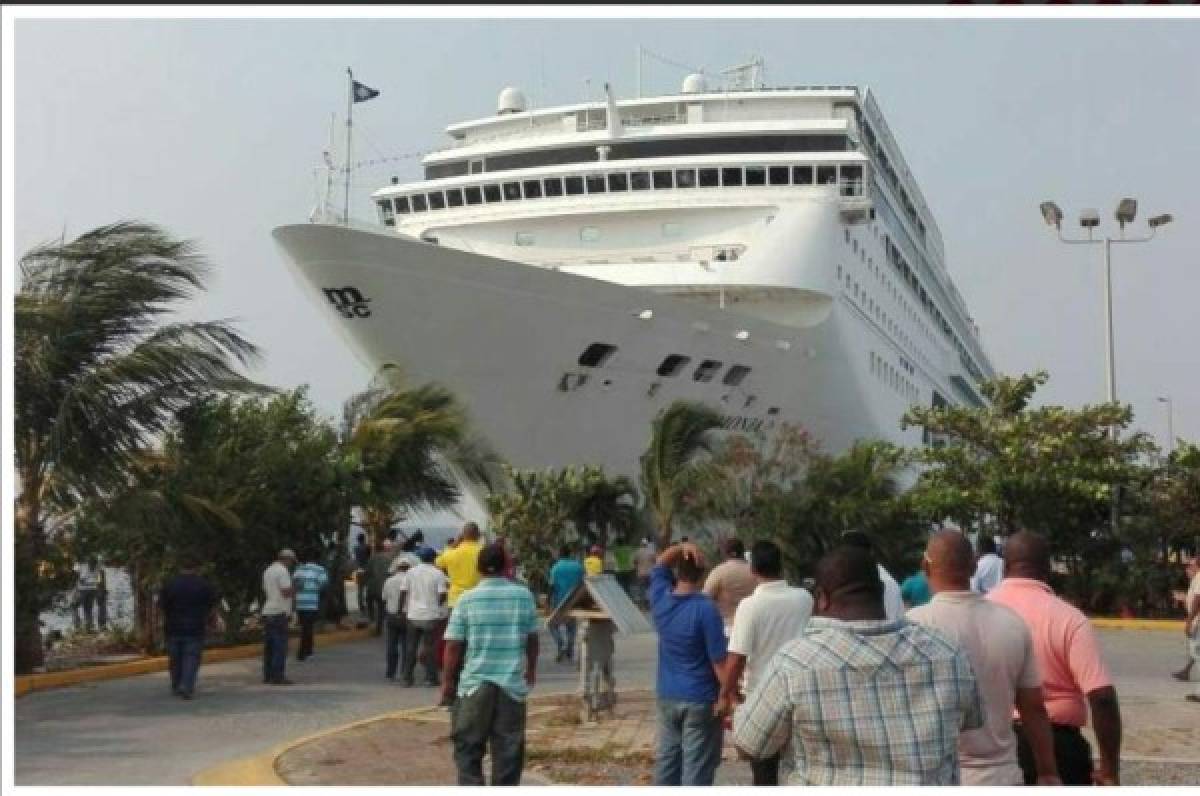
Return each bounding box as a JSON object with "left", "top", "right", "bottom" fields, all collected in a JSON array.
[
  {"left": 436, "top": 522, "right": 484, "bottom": 608},
  {"left": 585, "top": 545, "right": 604, "bottom": 577}
]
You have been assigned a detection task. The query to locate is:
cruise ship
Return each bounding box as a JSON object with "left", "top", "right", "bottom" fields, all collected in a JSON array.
[{"left": 273, "top": 69, "right": 995, "bottom": 480}]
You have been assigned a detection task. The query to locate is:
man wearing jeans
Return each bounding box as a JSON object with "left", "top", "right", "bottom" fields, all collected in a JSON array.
[
  {"left": 547, "top": 545, "right": 585, "bottom": 663},
  {"left": 441, "top": 543, "right": 539, "bottom": 785},
  {"left": 402, "top": 546, "right": 448, "bottom": 686},
  {"left": 261, "top": 549, "right": 296, "bottom": 686},
  {"left": 293, "top": 549, "right": 328, "bottom": 662},
  {"left": 160, "top": 558, "right": 216, "bottom": 700},
  {"left": 650, "top": 541, "right": 728, "bottom": 786}
]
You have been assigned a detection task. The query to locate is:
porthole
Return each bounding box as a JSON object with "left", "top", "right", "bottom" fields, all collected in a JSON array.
[
  {"left": 693, "top": 359, "right": 723, "bottom": 382},
  {"left": 656, "top": 354, "right": 691, "bottom": 377},
  {"left": 578, "top": 343, "right": 617, "bottom": 367},
  {"left": 723, "top": 365, "right": 751, "bottom": 386}
]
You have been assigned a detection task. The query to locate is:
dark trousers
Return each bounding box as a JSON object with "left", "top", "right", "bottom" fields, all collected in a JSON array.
[
  {"left": 750, "top": 753, "right": 780, "bottom": 785},
  {"left": 451, "top": 681, "right": 527, "bottom": 785},
  {"left": 404, "top": 619, "right": 440, "bottom": 685},
  {"left": 167, "top": 634, "right": 204, "bottom": 696},
  {"left": 297, "top": 610, "right": 318, "bottom": 660},
  {"left": 262, "top": 614, "right": 289, "bottom": 683},
  {"left": 1015, "top": 721, "right": 1094, "bottom": 785},
  {"left": 385, "top": 615, "right": 407, "bottom": 679},
  {"left": 368, "top": 594, "right": 385, "bottom": 634}
]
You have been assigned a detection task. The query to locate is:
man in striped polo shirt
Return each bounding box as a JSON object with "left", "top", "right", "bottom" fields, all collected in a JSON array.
[
  {"left": 441, "top": 543, "right": 539, "bottom": 785},
  {"left": 294, "top": 549, "right": 329, "bottom": 662}
]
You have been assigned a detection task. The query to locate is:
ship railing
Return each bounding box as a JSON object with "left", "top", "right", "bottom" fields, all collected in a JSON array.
[{"left": 839, "top": 179, "right": 864, "bottom": 198}]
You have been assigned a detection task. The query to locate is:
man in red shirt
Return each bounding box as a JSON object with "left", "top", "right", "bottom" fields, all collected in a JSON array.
[{"left": 988, "top": 531, "right": 1122, "bottom": 785}]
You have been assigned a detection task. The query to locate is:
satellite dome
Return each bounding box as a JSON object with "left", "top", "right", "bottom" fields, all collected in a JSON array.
[
  {"left": 682, "top": 73, "right": 708, "bottom": 94},
  {"left": 497, "top": 87, "right": 528, "bottom": 115}
]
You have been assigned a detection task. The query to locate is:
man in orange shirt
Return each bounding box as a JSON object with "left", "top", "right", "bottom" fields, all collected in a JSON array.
[{"left": 988, "top": 531, "right": 1122, "bottom": 786}]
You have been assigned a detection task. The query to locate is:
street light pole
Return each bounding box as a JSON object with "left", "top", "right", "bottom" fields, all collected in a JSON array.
[
  {"left": 1158, "top": 395, "right": 1174, "bottom": 459},
  {"left": 1039, "top": 199, "right": 1173, "bottom": 537}
]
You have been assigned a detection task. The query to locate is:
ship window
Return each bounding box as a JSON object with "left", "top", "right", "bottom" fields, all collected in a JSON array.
[
  {"left": 411, "top": 194, "right": 428, "bottom": 212},
  {"left": 630, "top": 171, "right": 651, "bottom": 191},
  {"left": 503, "top": 182, "right": 522, "bottom": 201},
  {"left": 766, "top": 406, "right": 780, "bottom": 416},
  {"left": 395, "top": 196, "right": 411, "bottom": 214},
  {"left": 445, "top": 189, "right": 464, "bottom": 208},
  {"left": 580, "top": 226, "right": 600, "bottom": 242},
  {"left": 817, "top": 165, "right": 837, "bottom": 185},
  {"left": 515, "top": 232, "right": 536, "bottom": 247},
  {"left": 465, "top": 186, "right": 483, "bottom": 205},
  {"left": 768, "top": 166, "right": 789, "bottom": 185},
  {"left": 662, "top": 222, "right": 682, "bottom": 238},
  {"left": 723, "top": 365, "right": 751, "bottom": 386},
  {"left": 720, "top": 168, "right": 742, "bottom": 187},
  {"left": 698, "top": 168, "right": 719, "bottom": 187},
  {"left": 543, "top": 177, "right": 564, "bottom": 197},
  {"left": 427, "top": 192, "right": 445, "bottom": 210},
  {"left": 578, "top": 342, "right": 617, "bottom": 367},
  {"left": 745, "top": 167, "right": 766, "bottom": 186},
  {"left": 523, "top": 180, "right": 543, "bottom": 199},
  {"left": 657, "top": 354, "right": 691, "bottom": 377},
  {"left": 841, "top": 164, "right": 863, "bottom": 182},
  {"left": 469, "top": 159, "right": 484, "bottom": 174},
  {"left": 586, "top": 174, "right": 607, "bottom": 194},
  {"left": 653, "top": 170, "right": 673, "bottom": 189},
  {"left": 607, "top": 172, "right": 628, "bottom": 192},
  {"left": 793, "top": 165, "right": 813, "bottom": 185},
  {"left": 693, "top": 359, "right": 722, "bottom": 382},
  {"left": 483, "top": 184, "right": 502, "bottom": 203},
  {"left": 676, "top": 169, "right": 697, "bottom": 188},
  {"left": 565, "top": 176, "right": 585, "bottom": 195},
  {"left": 379, "top": 201, "right": 395, "bottom": 226}
]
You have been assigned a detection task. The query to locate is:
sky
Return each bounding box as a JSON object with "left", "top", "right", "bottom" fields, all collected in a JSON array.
[{"left": 12, "top": 14, "right": 1200, "bottom": 482}]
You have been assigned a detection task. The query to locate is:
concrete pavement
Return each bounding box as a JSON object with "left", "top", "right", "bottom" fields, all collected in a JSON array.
[{"left": 13, "top": 625, "right": 1198, "bottom": 785}]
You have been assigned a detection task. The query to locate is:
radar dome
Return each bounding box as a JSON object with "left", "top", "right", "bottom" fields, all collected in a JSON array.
[
  {"left": 682, "top": 73, "right": 708, "bottom": 94},
  {"left": 497, "top": 87, "right": 528, "bottom": 115}
]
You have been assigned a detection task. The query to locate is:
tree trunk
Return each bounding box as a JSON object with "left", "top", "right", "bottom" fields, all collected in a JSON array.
[
  {"left": 655, "top": 508, "right": 673, "bottom": 552},
  {"left": 14, "top": 494, "right": 46, "bottom": 674}
]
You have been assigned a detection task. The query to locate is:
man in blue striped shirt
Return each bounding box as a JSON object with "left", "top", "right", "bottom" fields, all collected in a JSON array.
[
  {"left": 442, "top": 543, "right": 539, "bottom": 785},
  {"left": 294, "top": 550, "right": 329, "bottom": 662}
]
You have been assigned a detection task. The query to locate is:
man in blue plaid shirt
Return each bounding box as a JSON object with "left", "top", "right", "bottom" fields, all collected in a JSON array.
[{"left": 733, "top": 545, "right": 984, "bottom": 785}]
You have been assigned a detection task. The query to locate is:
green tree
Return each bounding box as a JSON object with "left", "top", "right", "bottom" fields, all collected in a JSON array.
[
  {"left": 488, "top": 466, "right": 581, "bottom": 597},
  {"left": 14, "top": 222, "right": 262, "bottom": 673},
  {"left": 342, "top": 367, "right": 501, "bottom": 549},
  {"left": 84, "top": 390, "right": 346, "bottom": 644},
  {"left": 902, "top": 371, "right": 1156, "bottom": 603},
  {"left": 639, "top": 401, "right": 725, "bottom": 549},
  {"left": 570, "top": 467, "right": 639, "bottom": 549}
]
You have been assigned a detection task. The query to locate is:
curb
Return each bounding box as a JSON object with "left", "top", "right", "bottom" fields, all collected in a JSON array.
[
  {"left": 191, "top": 703, "right": 453, "bottom": 785},
  {"left": 191, "top": 687, "right": 622, "bottom": 786},
  {"left": 1090, "top": 618, "right": 1184, "bottom": 631},
  {"left": 14, "top": 627, "right": 372, "bottom": 698}
]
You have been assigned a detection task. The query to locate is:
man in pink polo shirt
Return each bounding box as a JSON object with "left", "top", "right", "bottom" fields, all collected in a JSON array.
[{"left": 988, "top": 531, "right": 1122, "bottom": 786}]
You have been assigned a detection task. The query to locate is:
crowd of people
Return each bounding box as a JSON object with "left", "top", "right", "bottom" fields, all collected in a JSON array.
[{"left": 149, "top": 520, "right": 1157, "bottom": 787}]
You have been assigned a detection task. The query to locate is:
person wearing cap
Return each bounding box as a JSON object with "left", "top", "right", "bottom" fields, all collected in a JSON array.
[
  {"left": 383, "top": 554, "right": 414, "bottom": 681},
  {"left": 402, "top": 546, "right": 449, "bottom": 686},
  {"left": 443, "top": 542, "right": 539, "bottom": 785},
  {"left": 584, "top": 545, "right": 604, "bottom": 577},
  {"left": 262, "top": 549, "right": 297, "bottom": 686}
]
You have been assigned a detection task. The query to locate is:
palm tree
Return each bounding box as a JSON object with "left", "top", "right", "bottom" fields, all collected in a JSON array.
[
  {"left": 343, "top": 366, "right": 501, "bottom": 548},
  {"left": 14, "top": 222, "right": 264, "bottom": 673},
  {"left": 639, "top": 401, "right": 725, "bottom": 549},
  {"left": 571, "top": 466, "right": 638, "bottom": 548}
]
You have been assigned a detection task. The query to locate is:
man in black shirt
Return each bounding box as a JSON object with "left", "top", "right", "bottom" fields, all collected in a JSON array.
[{"left": 160, "top": 558, "right": 216, "bottom": 700}]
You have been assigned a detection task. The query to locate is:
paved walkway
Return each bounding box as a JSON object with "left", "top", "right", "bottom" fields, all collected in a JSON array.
[{"left": 13, "top": 626, "right": 1199, "bottom": 785}]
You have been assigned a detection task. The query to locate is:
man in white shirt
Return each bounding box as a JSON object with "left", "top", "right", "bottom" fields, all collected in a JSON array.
[
  {"left": 382, "top": 555, "right": 415, "bottom": 681},
  {"left": 908, "top": 530, "right": 1060, "bottom": 785},
  {"left": 261, "top": 549, "right": 296, "bottom": 685},
  {"left": 971, "top": 535, "right": 1004, "bottom": 594},
  {"left": 402, "top": 546, "right": 450, "bottom": 687},
  {"left": 720, "top": 540, "right": 813, "bottom": 785},
  {"left": 841, "top": 530, "right": 904, "bottom": 620},
  {"left": 1175, "top": 558, "right": 1200, "bottom": 695}
]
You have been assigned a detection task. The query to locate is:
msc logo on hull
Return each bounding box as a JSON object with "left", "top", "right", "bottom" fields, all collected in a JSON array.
[{"left": 323, "top": 286, "right": 371, "bottom": 319}]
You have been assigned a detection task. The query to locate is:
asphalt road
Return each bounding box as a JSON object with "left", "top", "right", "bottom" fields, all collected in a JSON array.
[{"left": 11, "top": 625, "right": 1193, "bottom": 785}]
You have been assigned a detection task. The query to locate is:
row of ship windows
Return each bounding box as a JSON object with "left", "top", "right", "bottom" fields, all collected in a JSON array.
[
  {"left": 579, "top": 343, "right": 752, "bottom": 387},
  {"left": 840, "top": 255, "right": 933, "bottom": 374},
  {"left": 870, "top": 350, "right": 919, "bottom": 402},
  {"left": 377, "top": 163, "right": 865, "bottom": 222}
]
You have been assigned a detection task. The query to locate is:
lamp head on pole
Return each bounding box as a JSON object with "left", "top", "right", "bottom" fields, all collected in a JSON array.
[
  {"left": 1148, "top": 213, "right": 1173, "bottom": 229},
  {"left": 1079, "top": 208, "right": 1100, "bottom": 230},
  {"left": 1115, "top": 197, "right": 1138, "bottom": 228},
  {"left": 1039, "top": 201, "right": 1063, "bottom": 229}
]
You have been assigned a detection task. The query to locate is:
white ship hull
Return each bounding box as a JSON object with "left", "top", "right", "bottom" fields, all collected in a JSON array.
[{"left": 273, "top": 223, "right": 927, "bottom": 478}]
